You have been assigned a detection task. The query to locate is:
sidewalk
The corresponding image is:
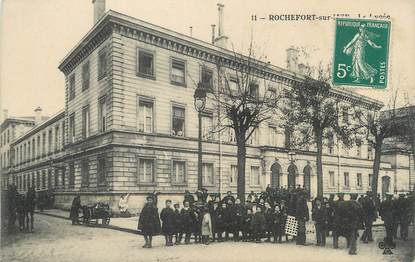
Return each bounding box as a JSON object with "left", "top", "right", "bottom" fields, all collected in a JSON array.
[{"left": 35, "top": 209, "right": 140, "bottom": 235}]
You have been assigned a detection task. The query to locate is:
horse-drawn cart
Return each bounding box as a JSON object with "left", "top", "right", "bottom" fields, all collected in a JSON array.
[{"left": 82, "top": 202, "right": 111, "bottom": 225}]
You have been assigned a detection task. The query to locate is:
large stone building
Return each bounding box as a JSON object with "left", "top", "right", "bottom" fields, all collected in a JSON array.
[{"left": 2, "top": 3, "right": 413, "bottom": 213}]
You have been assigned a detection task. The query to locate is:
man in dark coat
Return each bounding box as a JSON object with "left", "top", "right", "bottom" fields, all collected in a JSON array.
[
  {"left": 332, "top": 192, "right": 345, "bottom": 248},
  {"left": 25, "top": 186, "right": 36, "bottom": 232},
  {"left": 360, "top": 191, "right": 377, "bottom": 243},
  {"left": 233, "top": 198, "right": 245, "bottom": 241},
  {"left": 180, "top": 200, "right": 195, "bottom": 244},
  {"left": 295, "top": 193, "right": 309, "bottom": 245},
  {"left": 17, "top": 194, "right": 26, "bottom": 231},
  {"left": 312, "top": 198, "right": 329, "bottom": 246},
  {"left": 160, "top": 200, "right": 175, "bottom": 246},
  {"left": 184, "top": 190, "right": 195, "bottom": 207},
  {"left": 70, "top": 195, "right": 82, "bottom": 225},
  {"left": 251, "top": 204, "right": 265, "bottom": 243},
  {"left": 223, "top": 199, "right": 236, "bottom": 241},
  {"left": 396, "top": 193, "right": 410, "bottom": 241},
  {"left": 379, "top": 193, "right": 396, "bottom": 247},
  {"left": 138, "top": 196, "right": 161, "bottom": 248}
]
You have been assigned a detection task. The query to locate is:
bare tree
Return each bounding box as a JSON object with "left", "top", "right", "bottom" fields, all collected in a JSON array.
[
  {"left": 281, "top": 62, "right": 354, "bottom": 198},
  {"left": 354, "top": 90, "right": 399, "bottom": 196},
  {"left": 205, "top": 44, "right": 281, "bottom": 202}
]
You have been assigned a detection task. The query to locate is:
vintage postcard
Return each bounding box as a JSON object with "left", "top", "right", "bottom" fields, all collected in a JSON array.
[{"left": 0, "top": 0, "right": 414, "bottom": 262}]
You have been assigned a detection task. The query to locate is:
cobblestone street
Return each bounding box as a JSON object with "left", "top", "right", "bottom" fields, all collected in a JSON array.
[{"left": 1, "top": 213, "right": 414, "bottom": 262}]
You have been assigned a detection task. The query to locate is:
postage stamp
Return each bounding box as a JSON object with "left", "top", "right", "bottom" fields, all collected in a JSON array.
[{"left": 332, "top": 18, "right": 391, "bottom": 89}]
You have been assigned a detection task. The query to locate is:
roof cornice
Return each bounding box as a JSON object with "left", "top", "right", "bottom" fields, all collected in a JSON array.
[{"left": 58, "top": 10, "right": 383, "bottom": 109}]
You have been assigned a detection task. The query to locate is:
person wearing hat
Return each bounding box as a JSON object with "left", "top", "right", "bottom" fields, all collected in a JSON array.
[
  {"left": 332, "top": 192, "right": 346, "bottom": 248},
  {"left": 312, "top": 198, "right": 329, "bottom": 246},
  {"left": 295, "top": 193, "right": 309, "bottom": 245},
  {"left": 138, "top": 196, "right": 161, "bottom": 248},
  {"left": 180, "top": 200, "right": 196, "bottom": 244},
  {"left": 379, "top": 193, "right": 396, "bottom": 247},
  {"left": 183, "top": 190, "right": 195, "bottom": 207},
  {"left": 360, "top": 191, "right": 377, "bottom": 243},
  {"left": 160, "top": 200, "right": 175, "bottom": 246},
  {"left": 69, "top": 194, "right": 82, "bottom": 225},
  {"left": 347, "top": 193, "right": 364, "bottom": 255},
  {"left": 222, "top": 191, "right": 235, "bottom": 206},
  {"left": 396, "top": 193, "right": 410, "bottom": 241}
]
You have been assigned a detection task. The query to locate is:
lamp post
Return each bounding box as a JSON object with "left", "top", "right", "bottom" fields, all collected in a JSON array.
[
  {"left": 194, "top": 83, "right": 207, "bottom": 190},
  {"left": 288, "top": 151, "right": 296, "bottom": 163}
]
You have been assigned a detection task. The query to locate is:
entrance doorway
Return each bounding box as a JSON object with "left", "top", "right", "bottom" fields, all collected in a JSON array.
[
  {"left": 303, "top": 165, "right": 312, "bottom": 198},
  {"left": 287, "top": 164, "right": 297, "bottom": 189},
  {"left": 270, "top": 163, "right": 281, "bottom": 188}
]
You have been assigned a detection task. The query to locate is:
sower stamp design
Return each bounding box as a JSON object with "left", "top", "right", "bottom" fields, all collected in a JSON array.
[{"left": 333, "top": 18, "right": 391, "bottom": 88}]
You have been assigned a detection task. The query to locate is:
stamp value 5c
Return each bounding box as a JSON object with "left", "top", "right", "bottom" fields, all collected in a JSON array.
[{"left": 332, "top": 18, "right": 391, "bottom": 88}]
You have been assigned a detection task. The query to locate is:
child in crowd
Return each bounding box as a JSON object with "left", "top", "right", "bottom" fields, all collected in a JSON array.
[
  {"left": 243, "top": 208, "right": 253, "bottom": 242},
  {"left": 173, "top": 203, "right": 182, "bottom": 244},
  {"left": 251, "top": 205, "right": 265, "bottom": 243},
  {"left": 160, "top": 200, "right": 175, "bottom": 246},
  {"left": 201, "top": 206, "right": 213, "bottom": 245}
]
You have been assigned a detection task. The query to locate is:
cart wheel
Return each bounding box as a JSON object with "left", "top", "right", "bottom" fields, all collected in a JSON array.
[{"left": 102, "top": 216, "right": 110, "bottom": 225}]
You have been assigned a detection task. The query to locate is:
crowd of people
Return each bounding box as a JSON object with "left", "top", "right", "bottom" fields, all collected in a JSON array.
[
  {"left": 138, "top": 185, "right": 414, "bottom": 255},
  {"left": 4, "top": 184, "right": 37, "bottom": 233}
]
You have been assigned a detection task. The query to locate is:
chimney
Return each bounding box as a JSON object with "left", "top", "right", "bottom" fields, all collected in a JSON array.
[
  {"left": 214, "top": 3, "right": 228, "bottom": 48},
  {"left": 286, "top": 46, "right": 299, "bottom": 73},
  {"left": 92, "top": 0, "right": 106, "bottom": 24},
  {"left": 34, "top": 107, "right": 42, "bottom": 125},
  {"left": 3, "top": 109, "right": 8, "bottom": 120},
  {"left": 211, "top": 24, "right": 216, "bottom": 44}
]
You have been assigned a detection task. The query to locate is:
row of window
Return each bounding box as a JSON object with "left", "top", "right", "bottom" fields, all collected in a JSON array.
[
  {"left": 0, "top": 128, "right": 11, "bottom": 147},
  {"left": 0, "top": 150, "right": 10, "bottom": 169},
  {"left": 14, "top": 122, "right": 64, "bottom": 166},
  {"left": 328, "top": 171, "right": 373, "bottom": 189},
  {"left": 13, "top": 156, "right": 108, "bottom": 192}
]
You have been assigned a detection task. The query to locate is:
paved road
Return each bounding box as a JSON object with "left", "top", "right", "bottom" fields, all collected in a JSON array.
[{"left": 1, "top": 214, "right": 414, "bottom": 262}]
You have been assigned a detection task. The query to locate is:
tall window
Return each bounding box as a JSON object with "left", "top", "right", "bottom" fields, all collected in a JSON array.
[
  {"left": 32, "top": 138, "right": 35, "bottom": 160},
  {"left": 170, "top": 58, "right": 186, "bottom": 85},
  {"left": 356, "top": 139, "right": 362, "bottom": 158},
  {"left": 62, "top": 122, "right": 65, "bottom": 147},
  {"left": 344, "top": 172, "right": 349, "bottom": 188},
  {"left": 55, "top": 125, "right": 60, "bottom": 152},
  {"left": 98, "top": 48, "right": 107, "bottom": 79},
  {"left": 37, "top": 136, "right": 41, "bottom": 158},
  {"left": 172, "top": 160, "right": 186, "bottom": 184},
  {"left": 251, "top": 166, "right": 260, "bottom": 186},
  {"left": 48, "top": 129, "right": 53, "bottom": 154},
  {"left": 172, "top": 106, "right": 185, "bottom": 136},
  {"left": 201, "top": 67, "right": 213, "bottom": 90},
  {"left": 367, "top": 145, "right": 373, "bottom": 160},
  {"left": 69, "top": 162, "right": 75, "bottom": 188},
  {"left": 98, "top": 97, "right": 107, "bottom": 132},
  {"left": 269, "top": 126, "right": 278, "bottom": 146},
  {"left": 329, "top": 171, "right": 335, "bottom": 187},
  {"left": 202, "top": 113, "right": 213, "bottom": 140},
  {"left": 138, "top": 158, "right": 155, "bottom": 184},
  {"left": 357, "top": 173, "right": 362, "bottom": 188},
  {"left": 36, "top": 172, "right": 40, "bottom": 190},
  {"left": 249, "top": 82, "right": 259, "bottom": 98},
  {"left": 54, "top": 169, "right": 59, "bottom": 188},
  {"left": 342, "top": 108, "right": 349, "bottom": 124},
  {"left": 47, "top": 170, "right": 52, "bottom": 189},
  {"left": 69, "top": 74, "right": 75, "bottom": 101},
  {"left": 69, "top": 113, "right": 75, "bottom": 143},
  {"left": 97, "top": 155, "right": 107, "bottom": 185},
  {"left": 42, "top": 132, "right": 46, "bottom": 156},
  {"left": 82, "top": 61, "right": 90, "bottom": 91},
  {"left": 138, "top": 99, "right": 153, "bottom": 133},
  {"left": 62, "top": 167, "right": 66, "bottom": 187},
  {"left": 328, "top": 132, "right": 334, "bottom": 154},
  {"left": 230, "top": 165, "right": 237, "bottom": 186},
  {"left": 82, "top": 106, "right": 90, "bottom": 138},
  {"left": 81, "top": 159, "right": 89, "bottom": 187},
  {"left": 368, "top": 174, "right": 373, "bottom": 187},
  {"left": 137, "top": 49, "right": 154, "bottom": 77},
  {"left": 228, "top": 128, "right": 236, "bottom": 143},
  {"left": 202, "top": 163, "right": 214, "bottom": 186},
  {"left": 249, "top": 128, "right": 259, "bottom": 145}
]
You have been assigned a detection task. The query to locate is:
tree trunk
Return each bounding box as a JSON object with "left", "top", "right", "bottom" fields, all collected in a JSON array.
[
  {"left": 372, "top": 140, "right": 383, "bottom": 196},
  {"left": 236, "top": 138, "right": 247, "bottom": 203},
  {"left": 315, "top": 130, "right": 324, "bottom": 198}
]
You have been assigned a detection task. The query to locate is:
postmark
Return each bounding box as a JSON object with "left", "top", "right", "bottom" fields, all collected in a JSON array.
[{"left": 332, "top": 18, "right": 391, "bottom": 88}]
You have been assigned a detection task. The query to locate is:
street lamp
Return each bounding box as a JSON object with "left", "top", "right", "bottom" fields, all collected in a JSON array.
[{"left": 194, "top": 83, "right": 207, "bottom": 190}]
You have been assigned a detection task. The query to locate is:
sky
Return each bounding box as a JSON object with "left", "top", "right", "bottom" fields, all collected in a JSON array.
[{"left": 1, "top": 0, "right": 414, "bottom": 119}]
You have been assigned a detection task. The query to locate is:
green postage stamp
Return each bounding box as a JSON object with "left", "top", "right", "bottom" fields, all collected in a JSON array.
[{"left": 333, "top": 18, "right": 391, "bottom": 88}]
